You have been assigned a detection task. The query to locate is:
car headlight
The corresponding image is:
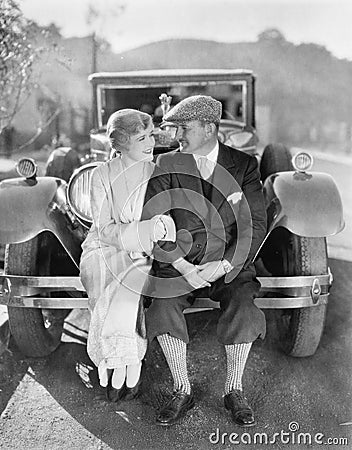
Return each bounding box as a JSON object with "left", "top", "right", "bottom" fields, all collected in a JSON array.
[
  {"left": 16, "top": 158, "right": 37, "bottom": 178},
  {"left": 292, "top": 151, "right": 313, "bottom": 172},
  {"left": 67, "top": 163, "right": 101, "bottom": 222}
]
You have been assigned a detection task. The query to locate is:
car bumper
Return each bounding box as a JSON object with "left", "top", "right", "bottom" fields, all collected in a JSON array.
[{"left": 0, "top": 273, "right": 332, "bottom": 310}]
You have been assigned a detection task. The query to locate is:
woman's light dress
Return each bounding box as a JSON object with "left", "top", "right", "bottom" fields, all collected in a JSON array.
[{"left": 80, "top": 157, "right": 155, "bottom": 382}]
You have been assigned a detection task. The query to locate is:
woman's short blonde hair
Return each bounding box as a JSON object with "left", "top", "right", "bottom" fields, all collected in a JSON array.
[{"left": 106, "top": 109, "right": 152, "bottom": 156}]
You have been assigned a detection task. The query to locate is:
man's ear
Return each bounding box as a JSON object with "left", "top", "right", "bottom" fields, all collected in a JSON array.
[{"left": 205, "top": 122, "right": 216, "bottom": 137}]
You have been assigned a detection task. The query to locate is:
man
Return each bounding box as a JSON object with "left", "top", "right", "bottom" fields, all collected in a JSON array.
[{"left": 142, "top": 95, "right": 267, "bottom": 427}]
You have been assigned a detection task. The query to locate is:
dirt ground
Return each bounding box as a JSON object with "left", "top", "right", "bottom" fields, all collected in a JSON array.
[{"left": 0, "top": 258, "right": 351, "bottom": 450}]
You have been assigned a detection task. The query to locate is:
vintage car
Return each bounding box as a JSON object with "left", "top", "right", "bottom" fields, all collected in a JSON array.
[{"left": 0, "top": 69, "right": 344, "bottom": 359}]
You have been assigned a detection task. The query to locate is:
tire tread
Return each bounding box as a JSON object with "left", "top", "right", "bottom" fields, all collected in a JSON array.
[
  {"left": 286, "top": 236, "right": 327, "bottom": 357},
  {"left": 260, "top": 143, "right": 293, "bottom": 181},
  {"left": 5, "top": 238, "right": 61, "bottom": 357}
]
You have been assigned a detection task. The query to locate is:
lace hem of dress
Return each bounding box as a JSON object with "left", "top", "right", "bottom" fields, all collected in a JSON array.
[{"left": 100, "top": 331, "right": 147, "bottom": 369}]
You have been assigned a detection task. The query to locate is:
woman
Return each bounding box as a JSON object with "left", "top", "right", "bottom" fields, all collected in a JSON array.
[{"left": 80, "top": 109, "right": 174, "bottom": 402}]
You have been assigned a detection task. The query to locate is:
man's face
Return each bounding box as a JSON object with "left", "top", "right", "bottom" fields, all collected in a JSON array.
[{"left": 175, "top": 120, "right": 208, "bottom": 154}]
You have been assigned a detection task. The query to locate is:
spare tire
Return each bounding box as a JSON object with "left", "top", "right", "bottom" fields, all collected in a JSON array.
[
  {"left": 46, "top": 147, "right": 80, "bottom": 182},
  {"left": 260, "top": 143, "right": 293, "bottom": 182}
]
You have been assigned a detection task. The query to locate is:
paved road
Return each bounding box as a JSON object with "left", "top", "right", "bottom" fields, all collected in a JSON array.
[{"left": 301, "top": 149, "right": 352, "bottom": 263}]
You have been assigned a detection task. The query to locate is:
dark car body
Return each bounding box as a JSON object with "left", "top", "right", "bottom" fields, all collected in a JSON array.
[{"left": 0, "top": 69, "right": 344, "bottom": 358}]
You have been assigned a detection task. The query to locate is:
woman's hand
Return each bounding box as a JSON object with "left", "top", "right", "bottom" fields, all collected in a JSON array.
[{"left": 150, "top": 215, "right": 167, "bottom": 242}]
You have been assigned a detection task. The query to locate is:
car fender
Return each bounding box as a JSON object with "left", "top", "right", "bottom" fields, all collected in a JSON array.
[
  {"left": 263, "top": 171, "right": 344, "bottom": 237},
  {"left": 0, "top": 177, "right": 84, "bottom": 267}
]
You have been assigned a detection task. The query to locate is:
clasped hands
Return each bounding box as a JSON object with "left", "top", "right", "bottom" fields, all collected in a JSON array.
[{"left": 173, "top": 258, "right": 228, "bottom": 290}]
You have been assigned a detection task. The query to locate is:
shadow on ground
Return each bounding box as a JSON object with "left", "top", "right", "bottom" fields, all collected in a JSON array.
[{"left": 1, "top": 259, "right": 351, "bottom": 449}]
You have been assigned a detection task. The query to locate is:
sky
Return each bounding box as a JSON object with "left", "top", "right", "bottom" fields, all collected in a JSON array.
[{"left": 20, "top": 0, "right": 352, "bottom": 61}]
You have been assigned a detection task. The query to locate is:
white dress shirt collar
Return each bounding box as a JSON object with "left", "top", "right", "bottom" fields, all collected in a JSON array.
[{"left": 193, "top": 141, "right": 219, "bottom": 165}]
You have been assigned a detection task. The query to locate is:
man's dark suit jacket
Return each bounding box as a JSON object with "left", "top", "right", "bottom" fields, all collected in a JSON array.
[{"left": 142, "top": 142, "right": 267, "bottom": 294}]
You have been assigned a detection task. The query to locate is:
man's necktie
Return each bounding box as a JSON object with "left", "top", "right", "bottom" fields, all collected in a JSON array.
[{"left": 197, "top": 156, "right": 213, "bottom": 180}]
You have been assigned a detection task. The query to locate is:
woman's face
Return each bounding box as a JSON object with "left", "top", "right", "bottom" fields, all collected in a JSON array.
[{"left": 123, "top": 121, "right": 155, "bottom": 163}]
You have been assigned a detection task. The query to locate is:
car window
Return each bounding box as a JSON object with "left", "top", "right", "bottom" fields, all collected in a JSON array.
[{"left": 97, "top": 81, "right": 246, "bottom": 129}]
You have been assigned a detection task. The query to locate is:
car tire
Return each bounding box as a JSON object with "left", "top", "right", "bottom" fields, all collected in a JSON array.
[
  {"left": 45, "top": 147, "right": 80, "bottom": 182},
  {"left": 276, "top": 235, "right": 328, "bottom": 357},
  {"left": 5, "top": 236, "right": 65, "bottom": 357},
  {"left": 260, "top": 143, "right": 293, "bottom": 181}
]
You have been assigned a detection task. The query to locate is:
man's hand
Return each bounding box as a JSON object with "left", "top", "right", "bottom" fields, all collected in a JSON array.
[
  {"left": 196, "top": 260, "right": 226, "bottom": 283},
  {"left": 173, "top": 258, "right": 211, "bottom": 290},
  {"left": 183, "top": 270, "right": 212, "bottom": 290}
]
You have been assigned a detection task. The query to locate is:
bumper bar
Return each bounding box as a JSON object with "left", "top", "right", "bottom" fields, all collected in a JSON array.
[{"left": 0, "top": 273, "right": 332, "bottom": 310}]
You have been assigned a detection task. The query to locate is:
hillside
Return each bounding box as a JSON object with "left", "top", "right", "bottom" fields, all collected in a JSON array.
[
  {"left": 7, "top": 32, "right": 352, "bottom": 153},
  {"left": 110, "top": 37, "right": 352, "bottom": 146}
]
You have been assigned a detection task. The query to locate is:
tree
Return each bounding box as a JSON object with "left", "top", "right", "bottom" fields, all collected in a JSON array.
[
  {"left": 86, "top": 1, "right": 126, "bottom": 72},
  {"left": 0, "top": 0, "right": 42, "bottom": 133},
  {"left": 258, "top": 28, "right": 287, "bottom": 43}
]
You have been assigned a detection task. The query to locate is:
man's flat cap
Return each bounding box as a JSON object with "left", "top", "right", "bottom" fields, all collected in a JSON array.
[{"left": 163, "top": 95, "right": 222, "bottom": 124}]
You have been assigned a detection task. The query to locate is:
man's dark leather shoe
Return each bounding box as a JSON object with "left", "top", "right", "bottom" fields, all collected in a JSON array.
[
  {"left": 224, "top": 390, "right": 256, "bottom": 427},
  {"left": 156, "top": 390, "right": 195, "bottom": 426}
]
